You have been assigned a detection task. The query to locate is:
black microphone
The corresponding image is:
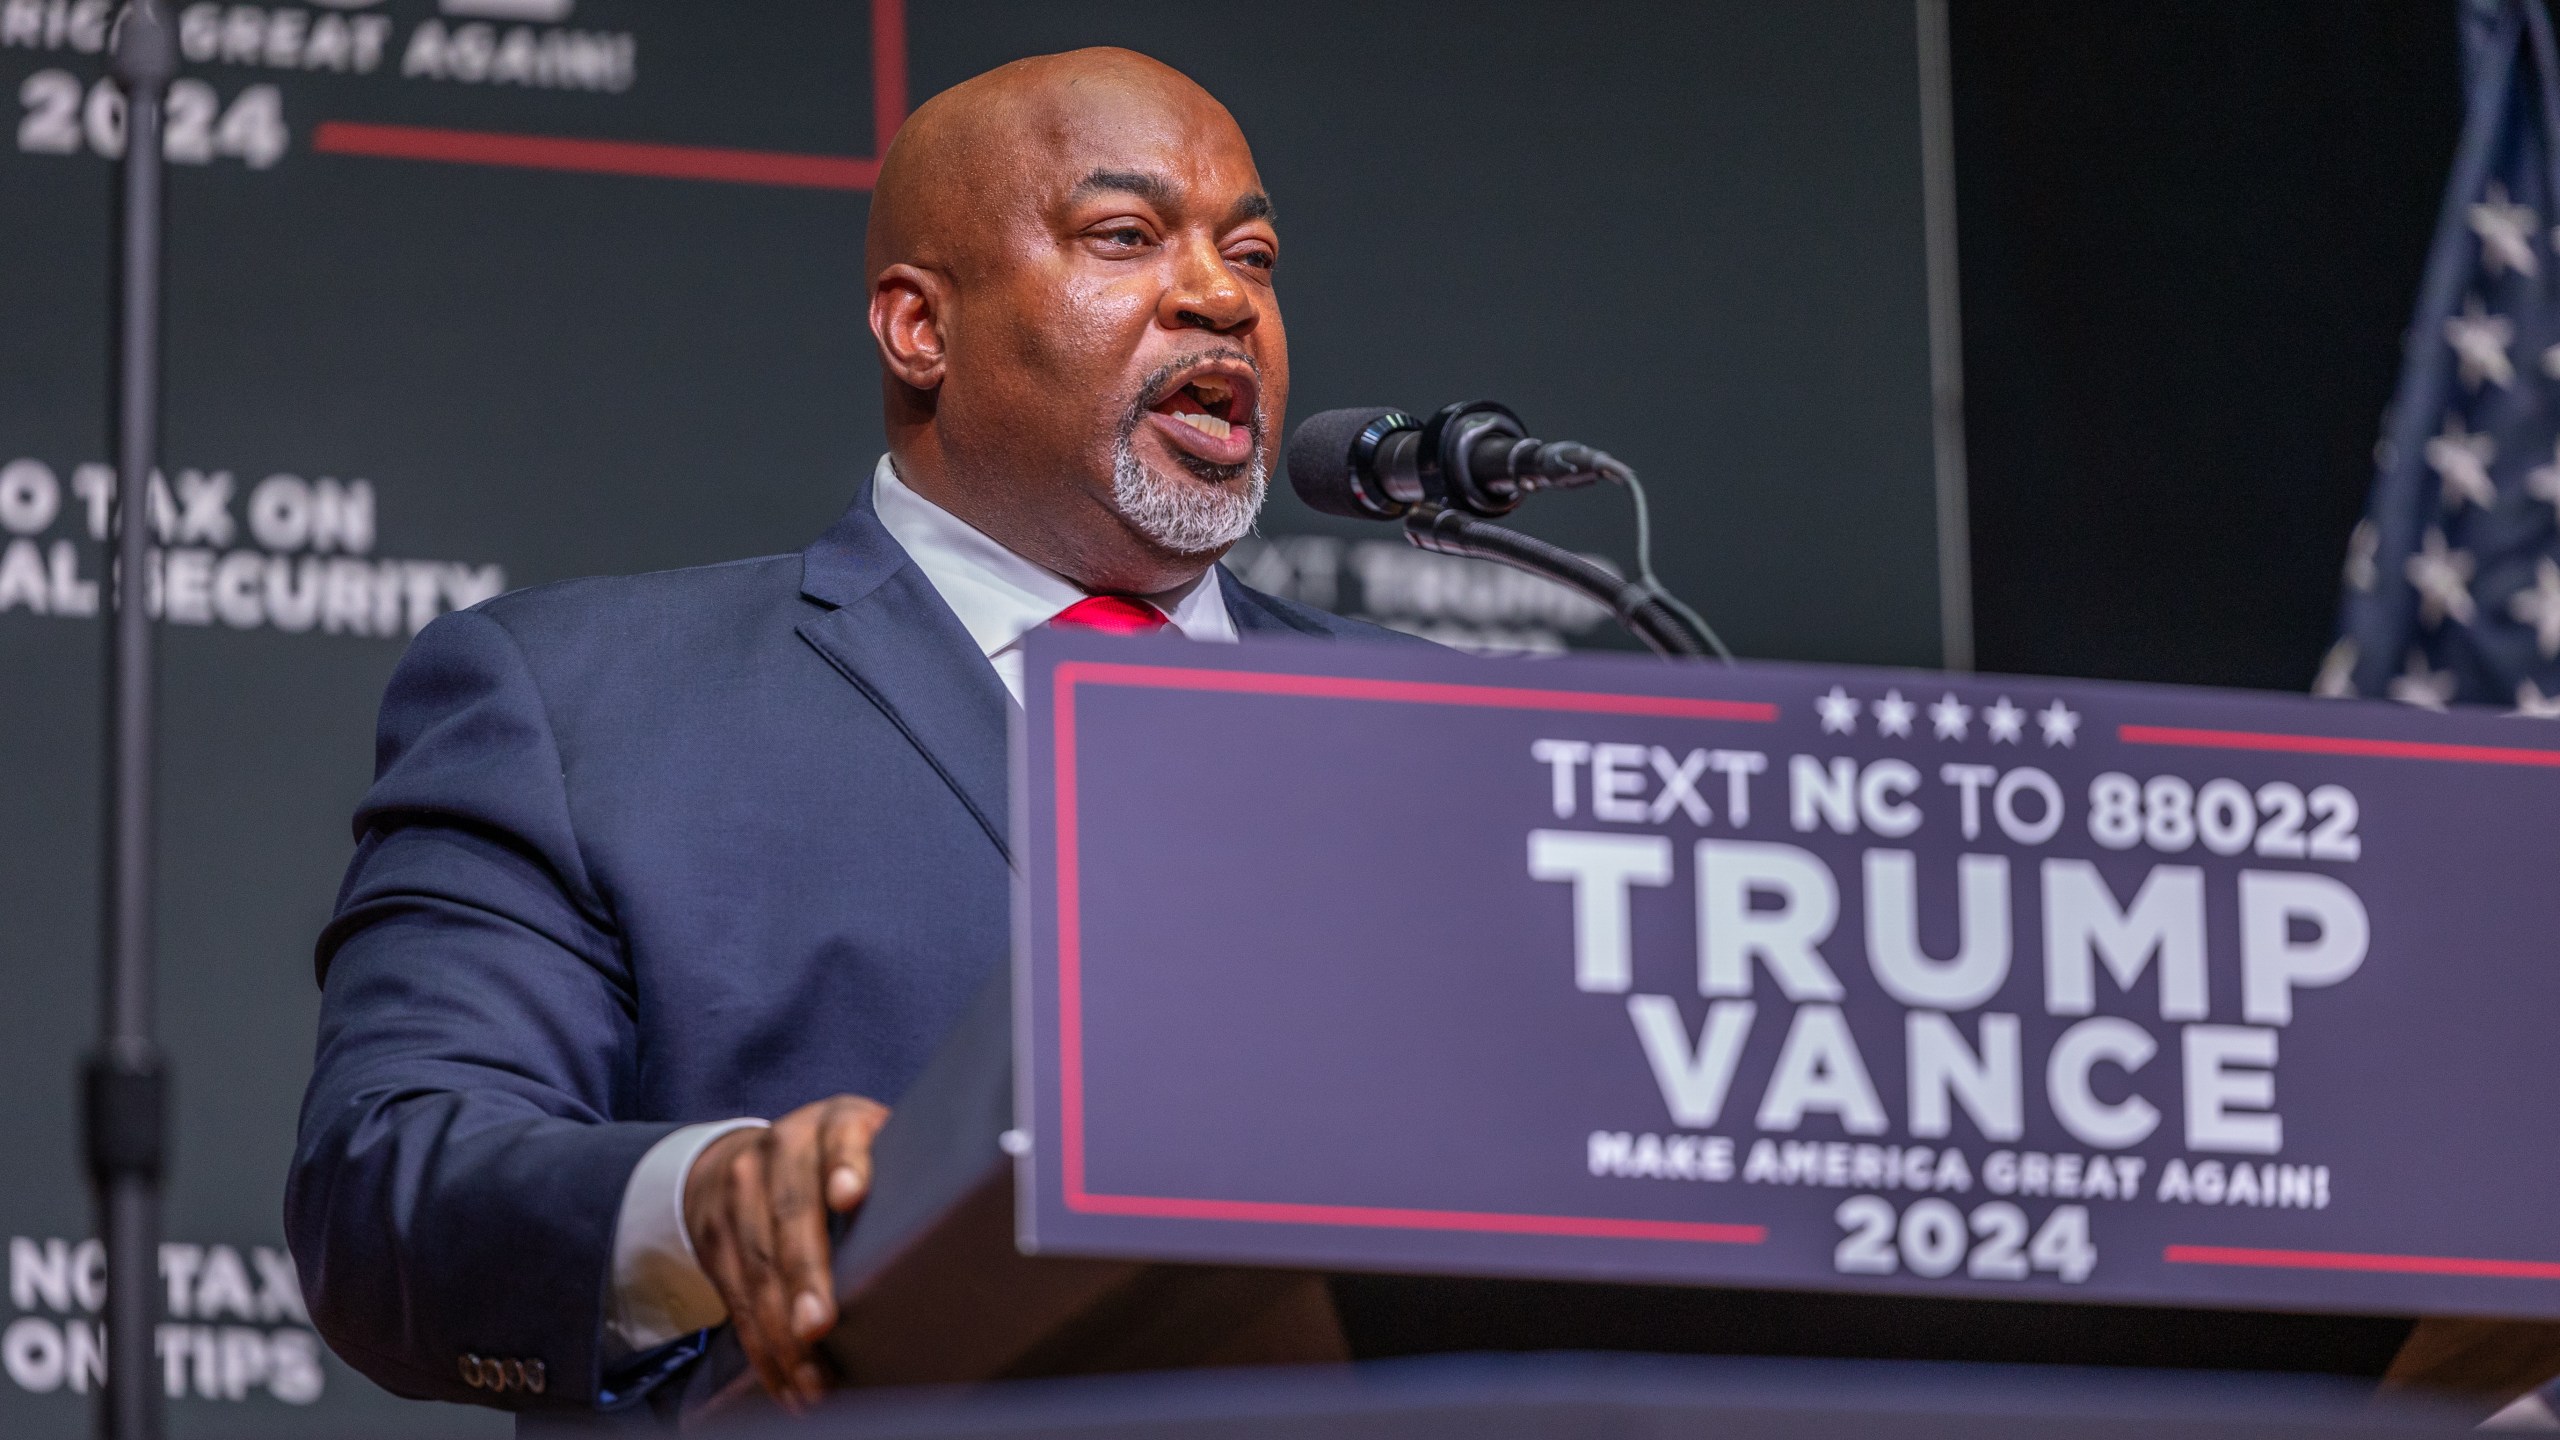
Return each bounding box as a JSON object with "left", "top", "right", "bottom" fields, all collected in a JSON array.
[{"left": 1287, "top": 400, "right": 1619, "bottom": 520}]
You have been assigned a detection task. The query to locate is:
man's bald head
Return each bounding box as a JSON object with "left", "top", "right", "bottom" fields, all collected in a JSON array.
[
  {"left": 867, "top": 49, "right": 1250, "bottom": 284},
  {"left": 862, "top": 49, "right": 1287, "bottom": 595}
]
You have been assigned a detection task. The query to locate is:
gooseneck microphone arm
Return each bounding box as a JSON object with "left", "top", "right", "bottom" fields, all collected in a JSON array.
[
  {"left": 1402, "top": 504, "right": 1719, "bottom": 660},
  {"left": 1287, "top": 401, "right": 1733, "bottom": 662}
]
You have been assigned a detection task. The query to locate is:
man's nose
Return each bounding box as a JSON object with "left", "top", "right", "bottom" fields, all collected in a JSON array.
[{"left": 1159, "top": 234, "right": 1256, "bottom": 335}]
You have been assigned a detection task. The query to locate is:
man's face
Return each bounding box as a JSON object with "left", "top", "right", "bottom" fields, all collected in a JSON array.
[{"left": 941, "top": 84, "right": 1287, "bottom": 564}]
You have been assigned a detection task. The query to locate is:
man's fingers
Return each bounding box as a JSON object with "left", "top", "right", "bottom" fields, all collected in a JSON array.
[
  {"left": 761, "top": 1115, "right": 839, "bottom": 1406},
  {"left": 818, "top": 1098, "right": 890, "bottom": 1212},
  {"left": 683, "top": 1098, "right": 888, "bottom": 1413},
  {"left": 718, "top": 1253, "right": 795, "bottom": 1412},
  {"left": 746, "top": 1265, "right": 812, "bottom": 1410},
  {"left": 718, "top": 1156, "right": 794, "bottom": 1406},
  {"left": 707, "top": 1236, "right": 795, "bottom": 1408},
  {"left": 720, "top": 1139, "right": 811, "bottom": 1410},
  {"left": 769, "top": 1115, "right": 840, "bottom": 1351}
]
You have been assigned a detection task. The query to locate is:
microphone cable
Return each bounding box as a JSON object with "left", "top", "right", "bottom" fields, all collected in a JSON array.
[{"left": 1594, "top": 455, "right": 1735, "bottom": 662}]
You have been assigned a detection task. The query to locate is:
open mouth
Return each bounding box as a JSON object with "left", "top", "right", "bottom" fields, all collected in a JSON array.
[{"left": 1142, "top": 360, "right": 1260, "bottom": 469}]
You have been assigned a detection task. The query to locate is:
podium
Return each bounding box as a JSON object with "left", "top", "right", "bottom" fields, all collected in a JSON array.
[{"left": 690, "top": 635, "right": 2560, "bottom": 1426}]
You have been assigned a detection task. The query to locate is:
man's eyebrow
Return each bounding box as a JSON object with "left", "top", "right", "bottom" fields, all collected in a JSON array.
[
  {"left": 1066, "top": 171, "right": 1277, "bottom": 227},
  {"left": 1068, "top": 169, "right": 1177, "bottom": 208}
]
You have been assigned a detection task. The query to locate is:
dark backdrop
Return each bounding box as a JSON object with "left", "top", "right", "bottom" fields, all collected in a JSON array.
[
  {"left": 0, "top": 4, "right": 1939, "bottom": 1435},
  {"left": 1952, "top": 1, "right": 2465, "bottom": 690},
  {"left": 1051, "top": 5, "right": 1947, "bottom": 665},
  {"left": 0, "top": 2, "right": 2484, "bottom": 1434}
]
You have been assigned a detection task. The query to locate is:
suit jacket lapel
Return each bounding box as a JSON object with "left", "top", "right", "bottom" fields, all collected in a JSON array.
[
  {"left": 797, "top": 477, "right": 1014, "bottom": 864},
  {"left": 793, "top": 522, "right": 1306, "bottom": 865},
  {"left": 1218, "top": 565, "right": 1332, "bottom": 636}
]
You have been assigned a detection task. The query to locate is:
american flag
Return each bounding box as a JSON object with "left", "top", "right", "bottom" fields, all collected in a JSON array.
[{"left": 2331, "top": 0, "right": 2560, "bottom": 714}]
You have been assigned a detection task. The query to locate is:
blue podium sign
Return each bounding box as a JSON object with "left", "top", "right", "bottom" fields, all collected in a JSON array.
[{"left": 1013, "top": 632, "right": 2560, "bottom": 1316}]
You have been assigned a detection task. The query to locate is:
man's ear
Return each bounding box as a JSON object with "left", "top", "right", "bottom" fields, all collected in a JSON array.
[{"left": 869, "top": 264, "right": 949, "bottom": 391}]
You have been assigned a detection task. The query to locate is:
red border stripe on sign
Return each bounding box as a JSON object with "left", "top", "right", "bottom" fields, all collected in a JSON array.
[
  {"left": 2120, "top": 724, "right": 2560, "bottom": 768},
  {"left": 2166, "top": 1244, "right": 2560, "bottom": 1281},
  {"left": 1052, "top": 660, "right": 1779, "bottom": 723},
  {"left": 1073, "top": 1191, "right": 1765, "bottom": 1245},
  {"left": 1049, "top": 660, "right": 1771, "bottom": 1246}
]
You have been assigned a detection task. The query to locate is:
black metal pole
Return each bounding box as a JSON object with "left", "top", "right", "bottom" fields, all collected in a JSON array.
[{"left": 89, "top": 5, "right": 176, "bottom": 1439}]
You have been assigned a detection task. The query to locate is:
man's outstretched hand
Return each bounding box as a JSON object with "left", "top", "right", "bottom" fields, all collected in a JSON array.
[{"left": 684, "top": 1095, "right": 890, "bottom": 1412}]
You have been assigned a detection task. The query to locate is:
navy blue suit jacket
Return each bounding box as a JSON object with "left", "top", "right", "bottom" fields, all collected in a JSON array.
[{"left": 286, "top": 482, "right": 1409, "bottom": 1417}]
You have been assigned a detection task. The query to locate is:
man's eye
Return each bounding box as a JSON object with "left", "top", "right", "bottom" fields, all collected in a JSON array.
[
  {"left": 1099, "top": 227, "right": 1148, "bottom": 248},
  {"left": 1232, "top": 248, "right": 1275, "bottom": 270}
]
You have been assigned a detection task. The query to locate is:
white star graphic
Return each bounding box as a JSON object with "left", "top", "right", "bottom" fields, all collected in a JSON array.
[
  {"left": 2405, "top": 528, "right": 2477, "bottom": 627},
  {"left": 2312, "top": 638, "right": 2358, "bottom": 698},
  {"left": 2387, "top": 651, "right": 2457, "bottom": 711},
  {"left": 2511, "top": 679, "right": 2560, "bottom": 718},
  {"left": 2446, "top": 295, "right": 2516, "bottom": 390},
  {"left": 2425, "top": 417, "right": 2499, "bottom": 510},
  {"left": 2035, "top": 699, "right": 2080, "bottom": 746},
  {"left": 2527, "top": 440, "right": 2560, "bottom": 522},
  {"left": 2510, "top": 557, "right": 2560, "bottom": 659},
  {"left": 2471, "top": 182, "right": 2540, "bottom": 276},
  {"left": 2343, "top": 518, "right": 2379, "bottom": 592},
  {"left": 1815, "top": 685, "right": 1860, "bottom": 735},
  {"left": 1929, "top": 693, "right": 1971, "bottom": 740},
  {"left": 1985, "top": 697, "right": 2025, "bottom": 744},
  {"left": 1872, "top": 689, "right": 1915, "bottom": 738}
]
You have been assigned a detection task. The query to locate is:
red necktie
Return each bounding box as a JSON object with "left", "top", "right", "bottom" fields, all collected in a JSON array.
[{"left": 1047, "top": 595, "right": 1171, "bottom": 634}]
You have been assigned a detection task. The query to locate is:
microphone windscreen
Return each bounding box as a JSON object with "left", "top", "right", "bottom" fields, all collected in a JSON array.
[{"left": 1287, "top": 406, "right": 1401, "bottom": 518}]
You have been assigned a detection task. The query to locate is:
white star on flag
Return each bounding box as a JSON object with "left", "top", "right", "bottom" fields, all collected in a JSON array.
[
  {"left": 2528, "top": 440, "right": 2560, "bottom": 522},
  {"left": 2313, "top": 638, "right": 2358, "bottom": 698},
  {"left": 2510, "top": 557, "right": 2560, "bottom": 659},
  {"left": 2343, "top": 519, "right": 2379, "bottom": 592},
  {"left": 2511, "top": 680, "right": 2560, "bottom": 718},
  {"left": 1873, "top": 689, "right": 1915, "bottom": 738},
  {"left": 2405, "top": 527, "right": 2478, "bottom": 626},
  {"left": 2425, "top": 416, "right": 2499, "bottom": 509},
  {"left": 2036, "top": 699, "right": 2080, "bottom": 746},
  {"left": 1815, "top": 686, "right": 1860, "bottom": 735},
  {"left": 1929, "top": 693, "right": 1971, "bottom": 740},
  {"left": 2471, "top": 182, "right": 2540, "bottom": 276},
  {"left": 2446, "top": 295, "right": 2517, "bottom": 390},
  {"left": 1984, "top": 697, "right": 2025, "bottom": 743},
  {"left": 2388, "top": 651, "right": 2457, "bottom": 711}
]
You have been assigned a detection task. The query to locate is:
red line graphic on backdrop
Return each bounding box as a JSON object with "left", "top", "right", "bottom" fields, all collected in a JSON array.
[
  {"left": 1047, "top": 659, "right": 1771, "bottom": 1248},
  {"left": 314, "top": 0, "right": 906, "bottom": 189}
]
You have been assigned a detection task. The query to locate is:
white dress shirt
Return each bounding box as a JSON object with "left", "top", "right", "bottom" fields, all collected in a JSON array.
[
  {"left": 871, "top": 453, "right": 1237, "bottom": 699},
  {"left": 603, "top": 454, "right": 1238, "bottom": 1354}
]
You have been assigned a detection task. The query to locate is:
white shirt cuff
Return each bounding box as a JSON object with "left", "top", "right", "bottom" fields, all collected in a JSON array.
[{"left": 605, "top": 1118, "right": 767, "bottom": 1354}]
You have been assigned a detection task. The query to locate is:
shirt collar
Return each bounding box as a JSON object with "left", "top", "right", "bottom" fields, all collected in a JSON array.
[{"left": 868, "top": 455, "right": 1237, "bottom": 665}]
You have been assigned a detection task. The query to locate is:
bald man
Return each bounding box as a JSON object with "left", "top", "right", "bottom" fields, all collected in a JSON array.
[{"left": 287, "top": 49, "right": 1412, "bottom": 1427}]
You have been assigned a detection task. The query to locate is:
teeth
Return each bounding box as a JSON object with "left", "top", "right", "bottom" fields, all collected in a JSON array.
[
  {"left": 1173, "top": 411, "right": 1233, "bottom": 440},
  {"left": 1192, "top": 378, "right": 1233, "bottom": 406}
]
